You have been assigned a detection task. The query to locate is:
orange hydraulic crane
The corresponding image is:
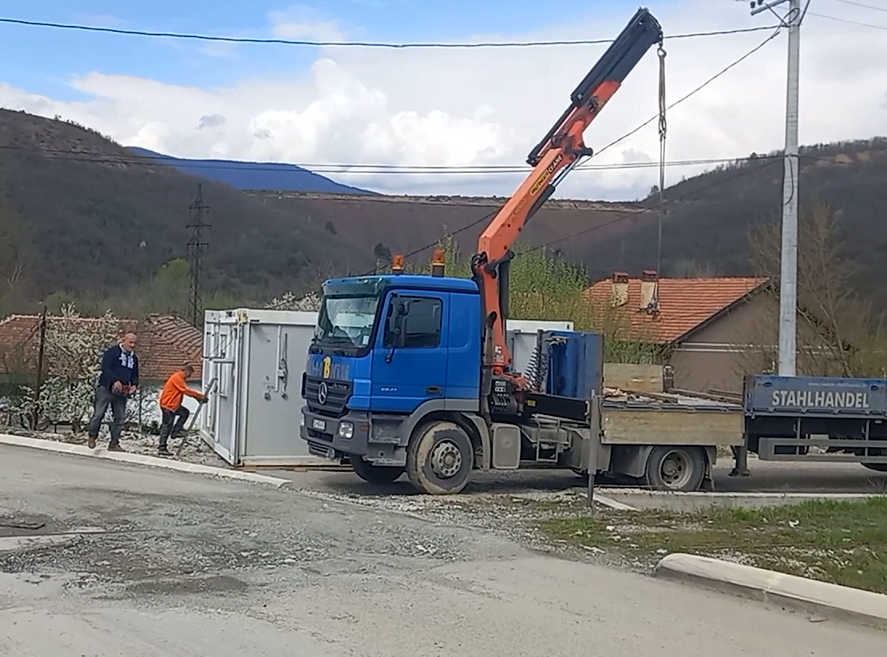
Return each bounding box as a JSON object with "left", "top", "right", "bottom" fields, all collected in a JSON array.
[{"left": 470, "top": 7, "right": 664, "bottom": 394}]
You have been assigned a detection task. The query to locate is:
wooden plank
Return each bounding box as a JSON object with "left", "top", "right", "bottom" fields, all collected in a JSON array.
[
  {"left": 603, "top": 363, "right": 663, "bottom": 393},
  {"left": 601, "top": 407, "right": 744, "bottom": 446}
]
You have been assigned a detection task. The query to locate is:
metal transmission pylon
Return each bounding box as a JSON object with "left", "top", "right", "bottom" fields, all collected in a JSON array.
[
  {"left": 748, "top": 0, "right": 807, "bottom": 376},
  {"left": 187, "top": 183, "right": 210, "bottom": 328}
]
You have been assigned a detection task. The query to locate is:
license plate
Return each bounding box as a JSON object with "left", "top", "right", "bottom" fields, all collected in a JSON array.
[{"left": 312, "top": 418, "right": 326, "bottom": 431}]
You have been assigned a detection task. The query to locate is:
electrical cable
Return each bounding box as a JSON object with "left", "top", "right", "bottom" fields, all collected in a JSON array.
[
  {"left": 0, "top": 17, "right": 782, "bottom": 48},
  {"left": 808, "top": 10, "right": 887, "bottom": 28},
  {"left": 829, "top": 0, "right": 887, "bottom": 13},
  {"left": 0, "top": 24, "right": 785, "bottom": 179},
  {"left": 517, "top": 157, "right": 783, "bottom": 258},
  {"left": 576, "top": 23, "right": 783, "bottom": 168},
  {"left": 0, "top": 143, "right": 783, "bottom": 175}
]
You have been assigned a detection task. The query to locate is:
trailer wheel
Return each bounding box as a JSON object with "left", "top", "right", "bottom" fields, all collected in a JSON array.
[
  {"left": 645, "top": 445, "right": 706, "bottom": 492},
  {"left": 351, "top": 457, "right": 405, "bottom": 484},
  {"left": 406, "top": 421, "right": 474, "bottom": 495}
]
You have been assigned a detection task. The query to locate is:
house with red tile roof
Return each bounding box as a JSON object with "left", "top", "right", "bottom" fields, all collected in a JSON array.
[
  {"left": 0, "top": 313, "right": 203, "bottom": 384},
  {"left": 584, "top": 271, "right": 770, "bottom": 393}
]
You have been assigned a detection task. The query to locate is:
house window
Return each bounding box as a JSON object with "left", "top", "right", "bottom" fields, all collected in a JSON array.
[{"left": 384, "top": 296, "right": 442, "bottom": 348}]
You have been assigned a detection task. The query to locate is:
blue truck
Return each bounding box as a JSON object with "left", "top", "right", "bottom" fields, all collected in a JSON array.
[
  {"left": 738, "top": 374, "right": 887, "bottom": 474},
  {"left": 298, "top": 9, "right": 753, "bottom": 494}
]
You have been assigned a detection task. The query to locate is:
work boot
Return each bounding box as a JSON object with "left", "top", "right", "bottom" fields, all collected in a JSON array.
[
  {"left": 87, "top": 437, "right": 96, "bottom": 449},
  {"left": 107, "top": 443, "right": 125, "bottom": 452},
  {"left": 158, "top": 446, "right": 172, "bottom": 456}
]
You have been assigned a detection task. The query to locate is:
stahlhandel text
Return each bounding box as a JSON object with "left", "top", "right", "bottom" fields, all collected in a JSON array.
[{"left": 770, "top": 389, "right": 870, "bottom": 409}]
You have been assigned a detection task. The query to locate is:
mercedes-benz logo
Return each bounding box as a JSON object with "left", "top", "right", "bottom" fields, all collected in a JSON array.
[{"left": 317, "top": 381, "right": 329, "bottom": 405}]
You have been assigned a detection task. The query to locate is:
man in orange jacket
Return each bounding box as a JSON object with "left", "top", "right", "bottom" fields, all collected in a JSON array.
[{"left": 157, "top": 364, "right": 207, "bottom": 456}]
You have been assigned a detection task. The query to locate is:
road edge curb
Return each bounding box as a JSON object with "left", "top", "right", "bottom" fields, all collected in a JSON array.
[
  {"left": 0, "top": 433, "right": 291, "bottom": 489},
  {"left": 654, "top": 553, "right": 887, "bottom": 630}
]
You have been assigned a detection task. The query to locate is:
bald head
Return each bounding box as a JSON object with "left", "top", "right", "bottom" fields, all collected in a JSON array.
[{"left": 120, "top": 333, "right": 137, "bottom": 352}]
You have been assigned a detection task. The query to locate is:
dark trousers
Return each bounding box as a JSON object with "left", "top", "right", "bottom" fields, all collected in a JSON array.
[
  {"left": 158, "top": 406, "right": 190, "bottom": 448},
  {"left": 87, "top": 385, "right": 127, "bottom": 446}
]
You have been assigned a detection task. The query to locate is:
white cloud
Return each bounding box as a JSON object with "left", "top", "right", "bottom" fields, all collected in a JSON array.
[
  {"left": 268, "top": 4, "right": 348, "bottom": 43},
  {"left": 1, "top": 0, "right": 886, "bottom": 200}
]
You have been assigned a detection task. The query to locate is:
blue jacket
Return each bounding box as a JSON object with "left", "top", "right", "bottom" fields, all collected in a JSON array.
[{"left": 98, "top": 344, "right": 139, "bottom": 390}]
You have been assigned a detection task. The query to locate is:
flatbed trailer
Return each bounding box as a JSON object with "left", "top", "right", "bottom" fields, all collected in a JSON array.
[{"left": 740, "top": 374, "right": 887, "bottom": 473}]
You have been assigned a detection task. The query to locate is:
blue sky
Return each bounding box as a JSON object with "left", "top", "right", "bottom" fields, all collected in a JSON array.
[
  {"left": 1, "top": 0, "right": 632, "bottom": 101},
  {"left": 1, "top": 0, "right": 882, "bottom": 199}
]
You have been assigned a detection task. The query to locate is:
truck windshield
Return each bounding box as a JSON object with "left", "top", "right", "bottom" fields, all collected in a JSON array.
[{"left": 314, "top": 294, "right": 380, "bottom": 349}]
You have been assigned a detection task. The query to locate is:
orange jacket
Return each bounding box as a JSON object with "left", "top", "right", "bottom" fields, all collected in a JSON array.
[{"left": 158, "top": 370, "right": 204, "bottom": 411}]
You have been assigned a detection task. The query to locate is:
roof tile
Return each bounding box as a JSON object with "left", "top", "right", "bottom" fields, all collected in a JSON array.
[
  {"left": 583, "top": 275, "right": 768, "bottom": 344},
  {"left": 0, "top": 313, "right": 203, "bottom": 381}
]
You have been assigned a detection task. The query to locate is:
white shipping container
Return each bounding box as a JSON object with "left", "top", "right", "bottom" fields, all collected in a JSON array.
[{"left": 200, "top": 308, "right": 573, "bottom": 467}]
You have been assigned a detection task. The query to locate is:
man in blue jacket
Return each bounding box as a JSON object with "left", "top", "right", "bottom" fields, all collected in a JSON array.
[{"left": 86, "top": 332, "right": 139, "bottom": 451}]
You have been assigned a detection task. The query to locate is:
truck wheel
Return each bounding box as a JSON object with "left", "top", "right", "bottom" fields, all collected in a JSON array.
[
  {"left": 645, "top": 445, "right": 706, "bottom": 492},
  {"left": 406, "top": 421, "right": 474, "bottom": 495},
  {"left": 351, "top": 457, "right": 405, "bottom": 484}
]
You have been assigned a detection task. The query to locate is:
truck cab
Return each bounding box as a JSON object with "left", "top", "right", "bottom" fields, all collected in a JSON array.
[{"left": 300, "top": 273, "right": 483, "bottom": 475}]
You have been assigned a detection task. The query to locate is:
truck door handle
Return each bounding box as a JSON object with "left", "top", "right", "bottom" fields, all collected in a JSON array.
[{"left": 426, "top": 386, "right": 442, "bottom": 395}]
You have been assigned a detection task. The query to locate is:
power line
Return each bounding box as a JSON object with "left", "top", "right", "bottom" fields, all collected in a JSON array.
[
  {"left": 808, "top": 10, "right": 887, "bottom": 28},
  {"left": 519, "top": 157, "right": 783, "bottom": 257},
  {"left": 0, "top": 143, "right": 783, "bottom": 174},
  {"left": 829, "top": 0, "right": 887, "bottom": 12},
  {"left": 0, "top": 21, "right": 783, "bottom": 181},
  {"left": 0, "top": 16, "right": 782, "bottom": 48},
  {"left": 578, "top": 23, "right": 784, "bottom": 167},
  {"left": 359, "top": 155, "right": 785, "bottom": 282}
]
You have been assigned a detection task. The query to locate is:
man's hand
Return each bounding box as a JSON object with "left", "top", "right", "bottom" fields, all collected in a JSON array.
[
  {"left": 111, "top": 381, "right": 124, "bottom": 393},
  {"left": 199, "top": 395, "right": 209, "bottom": 404}
]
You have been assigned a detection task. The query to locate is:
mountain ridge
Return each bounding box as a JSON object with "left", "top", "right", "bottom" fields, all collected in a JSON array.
[{"left": 125, "top": 146, "right": 375, "bottom": 195}]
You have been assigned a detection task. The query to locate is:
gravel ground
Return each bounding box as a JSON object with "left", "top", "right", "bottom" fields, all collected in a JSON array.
[{"left": 2, "top": 444, "right": 886, "bottom": 656}]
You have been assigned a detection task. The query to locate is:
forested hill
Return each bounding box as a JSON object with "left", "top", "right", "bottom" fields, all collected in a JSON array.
[{"left": 1, "top": 106, "right": 885, "bottom": 314}]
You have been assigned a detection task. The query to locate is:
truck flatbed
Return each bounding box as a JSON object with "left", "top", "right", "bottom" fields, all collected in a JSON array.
[{"left": 601, "top": 387, "right": 744, "bottom": 447}]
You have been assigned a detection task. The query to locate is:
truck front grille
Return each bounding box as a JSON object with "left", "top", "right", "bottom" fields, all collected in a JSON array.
[{"left": 305, "top": 376, "right": 351, "bottom": 418}]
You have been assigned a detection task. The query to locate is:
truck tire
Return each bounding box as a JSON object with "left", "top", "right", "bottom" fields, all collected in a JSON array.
[
  {"left": 351, "top": 457, "right": 405, "bottom": 484},
  {"left": 406, "top": 421, "right": 474, "bottom": 495},
  {"left": 644, "top": 445, "right": 706, "bottom": 492}
]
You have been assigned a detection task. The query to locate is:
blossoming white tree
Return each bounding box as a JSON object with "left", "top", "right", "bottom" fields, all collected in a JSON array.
[
  {"left": 36, "top": 304, "right": 120, "bottom": 431},
  {"left": 264, "top": 292, "right": 321, "bottom": 312}
]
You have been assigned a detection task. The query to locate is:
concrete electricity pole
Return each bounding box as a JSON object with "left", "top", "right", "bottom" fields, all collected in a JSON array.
[{"left": 749, "top": 0, "right": 804, "bottom": 376}]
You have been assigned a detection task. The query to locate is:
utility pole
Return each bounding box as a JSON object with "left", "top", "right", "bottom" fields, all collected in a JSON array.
[
  {"left": 749, "top": 0, "right": 803, "bottom": 376},
  {"left": 32, "top": 305, "right": 47, "bottom": 429},
  {"left": 187, "top": 184, "right": 210, "bottom": 328}
]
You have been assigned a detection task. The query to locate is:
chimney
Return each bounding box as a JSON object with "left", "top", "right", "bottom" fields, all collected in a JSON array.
[
  {"left": 640, "top": 269, "right": 658, "bottom": 311},
  {"left": 610, "top": 271, "right": 629, "bottom": 307}
]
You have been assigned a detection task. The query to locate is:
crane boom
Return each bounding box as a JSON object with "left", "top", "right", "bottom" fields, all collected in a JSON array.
[{"left": 470, "top": 7, "right": 663, "bottom": 386}]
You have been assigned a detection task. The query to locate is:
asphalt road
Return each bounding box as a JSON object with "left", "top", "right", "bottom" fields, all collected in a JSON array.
[
  {"left": 1, "top": 444, "right": 884, "bottom": 656},
  {"left": 267, "top": 456, "right": 887, "bottom": 500}
]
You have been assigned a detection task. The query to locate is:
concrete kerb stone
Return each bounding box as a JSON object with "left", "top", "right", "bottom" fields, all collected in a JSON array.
[
  {"left": 594, "top": 487, "right": 880, "bottom": 500},
  {"left": 654, "top": 553, "right": 887, "bottom": 631},
  {"left": 0, "top": 433, "right": 291, "bottom": 489}
]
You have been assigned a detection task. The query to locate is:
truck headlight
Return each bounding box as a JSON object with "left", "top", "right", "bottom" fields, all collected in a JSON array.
[
  {"left": 300, "top": 412, "right": 305, "bottom": 426},
  {"left": 338, "top": 421, "right": 354, "bottom": 439}
]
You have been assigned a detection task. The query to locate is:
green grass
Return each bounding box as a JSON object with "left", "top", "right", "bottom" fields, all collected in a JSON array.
[{"left": 541, "top": 497, "right": 887, "bottom": 594}]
